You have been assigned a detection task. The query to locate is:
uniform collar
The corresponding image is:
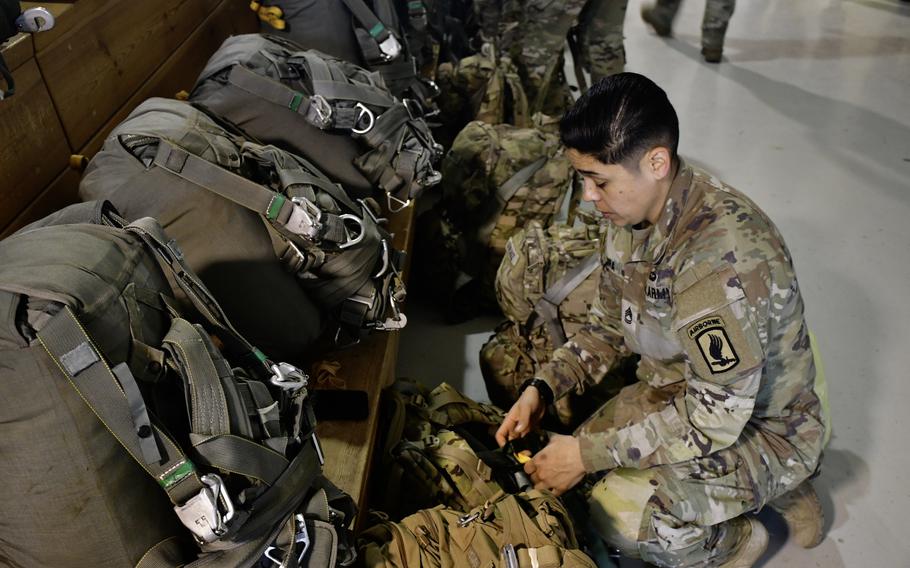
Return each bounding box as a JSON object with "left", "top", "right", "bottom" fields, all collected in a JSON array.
[{"left": 613, "top": 158, "right": 694, "bottom": 265}]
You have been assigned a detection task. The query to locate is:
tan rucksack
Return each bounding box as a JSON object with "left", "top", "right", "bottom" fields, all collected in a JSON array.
[
  {"left": 481, "top": 216, "right": 608, "bottom": 427},
  {"left": 359, "top": 490, "right": 597, "bottom": 567},
  {"left": 372, "top": 379, "right": 511, "bottom": 520}
]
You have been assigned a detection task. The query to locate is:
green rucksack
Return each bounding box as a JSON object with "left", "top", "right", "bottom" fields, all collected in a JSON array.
[
  {"left": 0, "top": 201, "right": 353, "bottom": 567},
  {"left": 481, "top": 216, "right": 613, "bottom": 428},
  {"left": 80, "top": 98, "right": 406, "bottom": 357},
  {"left": 372, "top": 379, "right": 511, "bottom": 520},
  {"left": 359, "top": 490, "right": 597, "bottom": 567},
  {"left": 190, "top": 33, "right": 443, "bottom": 210}
]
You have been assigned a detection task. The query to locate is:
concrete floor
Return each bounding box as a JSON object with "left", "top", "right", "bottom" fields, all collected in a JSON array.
[{"left": 398, "top": 0, "right": 910, "bottom": 565}]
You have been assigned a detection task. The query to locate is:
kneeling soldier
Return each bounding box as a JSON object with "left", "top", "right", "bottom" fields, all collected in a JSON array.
[{"left": 496, "top": 73, "right": 828, "bottom": 567}]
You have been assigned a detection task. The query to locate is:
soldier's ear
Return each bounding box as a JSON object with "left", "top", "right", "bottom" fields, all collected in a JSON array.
[{"left": 646, "top": 147, "right": 672, "bottom": 180}]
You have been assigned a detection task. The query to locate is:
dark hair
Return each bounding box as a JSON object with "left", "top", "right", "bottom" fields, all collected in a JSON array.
[{"left": 559, "top": 73, "right": 679, "bottom": 167}]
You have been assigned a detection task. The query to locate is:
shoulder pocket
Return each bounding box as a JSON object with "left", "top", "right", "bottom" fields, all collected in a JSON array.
[{"left": 674, "top": 265, "right": 764, "bottom": 383}]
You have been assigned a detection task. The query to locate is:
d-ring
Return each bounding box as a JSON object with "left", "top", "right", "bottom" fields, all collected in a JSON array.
[
  {"left": 338, "top": 214, "right": 365, "bottom": 249},
  {"left": 351, "top": 103, "right": 376, "bottom": 135}
]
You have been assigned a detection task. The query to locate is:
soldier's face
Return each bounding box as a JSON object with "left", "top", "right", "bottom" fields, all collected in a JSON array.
[{"left": 568, "top": 149, "right": 670, "bottom": 227}]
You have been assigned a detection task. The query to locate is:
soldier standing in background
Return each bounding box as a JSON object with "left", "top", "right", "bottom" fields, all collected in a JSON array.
[
  {"left": 641, "top": 0, "right": 737, "bottom": 62},
  {"left": 495, "top": 73, "right": 829, "bottom": 567},
  {"left": 475, "top": 0, "right": 629, "bottom": 116}
]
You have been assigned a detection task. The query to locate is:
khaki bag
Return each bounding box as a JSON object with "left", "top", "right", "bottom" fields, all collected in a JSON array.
[
  {"left": 373, "top": 379, "right": 509, "bottom": 519},
  {"left": 0, "top": 202, "right": 353, "bottom": 567},
  {"left": 190, "top": 33, "right": 443, "bottom": 209},
  {"left": 80, "top": 98, "right": 407, "bottom": 357},
  {"left": 481, "top": 217, "right": 606, "bottom": 427},
  {"left": 359, "top": 490, "right": 597, "bottom": 567}
]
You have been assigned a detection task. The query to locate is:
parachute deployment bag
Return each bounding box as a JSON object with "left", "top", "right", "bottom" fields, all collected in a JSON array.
[
  {"left": 80, "top": 98, "right": 407, "bottom": 355},
  {"left": 0, "top": 202, "right": 352, "bottom": 567},
  {"left": 191, "top": 33, "right": 443, "bottom": 210}
]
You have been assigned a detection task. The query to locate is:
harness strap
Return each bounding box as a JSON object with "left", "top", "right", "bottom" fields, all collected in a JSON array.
[
  {"left": 476, "top": 156, "right": 548, "bottom": 246},
  {"left": 341, "top": 0, "right": 392, "bottom": 43},
  {"left": 37, "top": 306, "right": 205, "bottom": 506},
  {"left": 531, "top": 253, "right": 600, "bottom": 346}
]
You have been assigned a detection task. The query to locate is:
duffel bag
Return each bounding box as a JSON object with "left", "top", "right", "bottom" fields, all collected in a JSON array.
[
  {"left": 0, "top": 201, "right": 354, "bottom": 567},
  {"left": 190, "top": 33, "right": 443, "bottom": 210},
  {"left": 359, "top": 490, "right": 597, "bottom": 567},
  {"left": 80, "top": 98, "right": 406, "bottom": 356}
]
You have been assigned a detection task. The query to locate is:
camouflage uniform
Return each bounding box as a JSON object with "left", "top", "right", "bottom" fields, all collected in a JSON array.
[
  {"left": 647, "top": 0, "right": 736, "bottom": 50},
  {"left": 536, "top": 161, "right": 828, "bottom": 566},
  {"left": 476, "top": 0, "right": 628, "bottom": 115}
]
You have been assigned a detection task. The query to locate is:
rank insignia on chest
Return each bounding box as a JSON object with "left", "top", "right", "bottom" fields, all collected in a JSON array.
[{"left": 687, "top": 316, "right": 740, "bottom": 373}]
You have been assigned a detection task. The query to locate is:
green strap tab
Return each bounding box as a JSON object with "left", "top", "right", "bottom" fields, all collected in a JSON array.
[
  {"left": 289, "top": 92, "right": 304, "bottom": 112},
  {"left": 159, "top": 460, "right": 197, "bottom": 490},
  {"left": 266, "top": 194, "right": 287, "bottom": 221},
  {"left": 369, "top": 22, "right": 385, "bottom": 38}
]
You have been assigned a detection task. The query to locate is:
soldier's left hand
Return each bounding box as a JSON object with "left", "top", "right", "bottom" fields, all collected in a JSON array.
[{"left": 523, "top": 434, "right": 585, "bottom": 496}]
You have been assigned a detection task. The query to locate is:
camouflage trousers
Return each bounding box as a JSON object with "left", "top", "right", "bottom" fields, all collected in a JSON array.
[
  {"left": 650, "top": 0, "right": 736, "bottom": 48},
  {"left": 576, "top": 381, "right": 817, "bottom": 567}
]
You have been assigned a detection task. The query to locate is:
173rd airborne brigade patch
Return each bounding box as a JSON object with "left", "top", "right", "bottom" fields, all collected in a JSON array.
[{"left": 687, "top": 316, "right": 740, "bottom": 373}]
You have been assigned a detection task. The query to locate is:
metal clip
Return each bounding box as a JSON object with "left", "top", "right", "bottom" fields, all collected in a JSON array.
[
  {"left": 337, "top": 214, "right": 366, "bottom": 249},
  {"left": 378, "top": 34, "right": 402, "bottom": 61},
  {"left": 386, "top": 193, "right": 411, "bottom": 213},
  {"left": 173, "top": 473, "right": 235, "bottom": 544},
  {"left": 374, "top": 239, "right": 391, "bottom": 278},
  {"left": 457, "top": 511, "right": 481, "bottom": 527},
  {"left": 288, "top": 197, "right": 323, "bottom": 239},
  {"left": 270, "top": 362, "right": 308, "bottom": 391},
  {"left": 351, "top": 103, "right": 376, "bottom": 135},
  {"left": 307, "top": 94, "right": 333, "bottom": 129},
  {"left": 402, "top": 98, "right": 423, "bottom": 120},
  {"left": 17, "top": 7, "right": 55, "bottom": 33},
  {"left": 422, "top": 170, "right": 443, "bottom": 188},
  {"left": 263, "top": 515, "right": 310, "bottom": 567},
  {"left": 374, "top": 313, "right": 407, "bottom": 331},
  {"left": 501, "top": 544, "right": 520, "bottom": 568}
]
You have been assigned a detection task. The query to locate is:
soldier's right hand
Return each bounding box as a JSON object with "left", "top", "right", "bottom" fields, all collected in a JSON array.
[{"left": 496, "top": 386, "right": 546, "bottom": 446}]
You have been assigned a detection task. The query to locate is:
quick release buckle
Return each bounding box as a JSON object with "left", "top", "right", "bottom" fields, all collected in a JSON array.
[
  {"left": 173, "top": 473, "right": 236, "bottom": 544},
  {"left": 270, "top": 362, "right": 309, "bottom": 391},
  {"left": 288, "top": 197, "right": 324, "bottom": 240},
  {"left": 378, "top": 34, "right": 402, "bottom": 61}
]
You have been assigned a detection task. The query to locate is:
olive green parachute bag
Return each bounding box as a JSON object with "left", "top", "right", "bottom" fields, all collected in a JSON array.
[
  {"left": 0, "top": 201, "right": 355, "bottom": 567},
  {"left": 80, "top": 98, "right": 407, "bottom": 357},
  {"left": 359, "top": 489, "right": 597, "bottom": 567},
  {"left": 481, "top": 216, "right": 612, "bottom": 427},
  {"left": 190, "top": 33, "right": 443, "bottom": 211}
]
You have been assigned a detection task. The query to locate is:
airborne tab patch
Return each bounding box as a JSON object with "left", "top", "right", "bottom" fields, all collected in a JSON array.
[{"left": 687, "top": 316, "right": 740, "bottom": 373}]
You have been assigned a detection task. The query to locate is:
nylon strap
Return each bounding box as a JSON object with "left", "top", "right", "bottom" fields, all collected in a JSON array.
[
  {"left": 341, "top": 0, "right": 390, "bottom": 41},
  {"left": 476, "top": 156, "right": 548, "bottom": 246},
  {"left": 531, "top": 253, "right": 600, "bottom": 346},
  {"left": 36, "top": 306, "right": 204, "bottom": 505},
  {"left": 227, "top": 65, "right": 309, "bottom": 116},
  {"left": 191, "top": 434, "right": 289, "bottom": 486},
  {"left": 111, "top": 362, "right": 162, "bottom": 464}
]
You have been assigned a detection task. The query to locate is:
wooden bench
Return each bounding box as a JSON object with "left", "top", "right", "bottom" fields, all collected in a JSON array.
[{"left": 1, "top": 0, "right": 413, "bottom": 529}]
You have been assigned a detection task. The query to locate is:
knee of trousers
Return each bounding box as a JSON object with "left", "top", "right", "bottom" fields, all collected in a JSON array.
[{"left": 587, "top": 468, "right": 660, "bottom": 558}]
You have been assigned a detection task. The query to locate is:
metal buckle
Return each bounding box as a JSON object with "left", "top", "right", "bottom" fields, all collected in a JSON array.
[
  {"left": 264, "top": 514, "right": 310, "bottom": 566},
  {"left": 350, "top": 103, "right": 376, "bottom": 135},
  {"left": 308, "top": 94, "right": 333, "bottom": 129},
  {"left": 373, "top": 313, "right": 407, "bottom": 331},
  {"left": 501, "top": 544, "right": 520, "bottom": 568},
  {"left": 289, "top": 196, "right": 323, "bottom": 239},
  {"left": 270, "top": 362, "right": 309, "bottom": 391},
  {"left": 378, "top": 34, "right": 402, "bottom": 61},
  {"left": 422, "top": 170, "right": 443, "bottom": 188},
  {"left": 173, "top": 473, "right": 235, "bottom": 544},
  {"left": 373, "top": 239, "right": 391, "bottom": 278},
  {"left": 402, "top": 98, "right": 423, "bottom": 120},
  {"left": 386, "top": 193, "right": 411, "bottom": 213},
  {"left": 337, "top": 214, "right": 366, "bottom": 249},
  {"left": 457, "top": 511, "right": 480, "bottom": 527}
]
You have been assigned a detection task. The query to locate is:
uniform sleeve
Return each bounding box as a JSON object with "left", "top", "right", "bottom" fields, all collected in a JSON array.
[
  {"left": 577, "top": 261, "right": 778, "bottom": 472},
  {"left": 537, "top": 261, "right": 629, "bottom": 401}
]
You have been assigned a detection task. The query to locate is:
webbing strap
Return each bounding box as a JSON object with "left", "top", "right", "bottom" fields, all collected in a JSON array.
[
  {"left": 162, "top": 318, "right": 232, "bottom": 437},
  {"left": 532, "top": 254, "right": 600, "bottom": 346},
  {"left": 341, "top": 0, "right": 390, "bottom": 41},
  {"left": 111, "top": 362, "right": 162, "bottom": 464},
  {"left": 227, "top": 65, "right": 309, "bottom": 116},
  {"left": 476, "top": 156, "right": 548, "bottom": 246},
  {"left": 191, "top": 434, "right": 289, "bottom": 486},
  {"left": 36, "top": 306, "right": 204, "bottom": 505},
  {"left": 311, "top": 79, "right": 393, "bottom": 108}
]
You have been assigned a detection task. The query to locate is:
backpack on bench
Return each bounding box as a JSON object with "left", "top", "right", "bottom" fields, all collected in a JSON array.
[
  {"left": 0, "top": 201, "right": 354, "bottom": 567},
  {"left": 190, "top": 33, "right": 443, "bottom": 211},
  {"left": 80, "top": 98, "right": 406, "bottom": 357}
]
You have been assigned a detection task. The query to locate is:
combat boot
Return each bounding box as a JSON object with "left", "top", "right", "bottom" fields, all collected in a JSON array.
[
  {"left": 769, "top": 480, "right": 825, "bottom": 548},
  {"left": 717, "top": 516, "right": 768, "bottom": 568},
  {"left": 701, "top": 47, "right": 723, "bottom": 63},
  {"left": 640, "top": 5, "right": 672, "bottom": 37}
]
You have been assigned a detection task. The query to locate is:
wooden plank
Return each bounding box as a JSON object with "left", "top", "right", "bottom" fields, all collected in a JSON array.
[
  {"left": 30, "top": 1, "right": 117, "bottom": 54},
  {"left": 317, "top": 203, "right": 416, "bottom": 530},
  {"left": 36, "top": 0, "right": 221, "bottom": 150},
  {"left": 0, "top": 58, "right": 71, "bottom": 231},
  {"left": 0, "top": 168, "right": 81, "bottom": 238},
  {"left": 0, "top": 33, "right": 34, "bottom": 72},
  {"left": 78, "top": 0, "right": 258, "bottom": 158}
]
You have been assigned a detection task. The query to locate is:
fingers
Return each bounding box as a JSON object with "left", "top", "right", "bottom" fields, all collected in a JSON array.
[{"left": 495, "top": 403, "right": 532, "bottom": 446}]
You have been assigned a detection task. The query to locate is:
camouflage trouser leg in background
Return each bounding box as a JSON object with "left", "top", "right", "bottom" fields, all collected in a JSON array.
[
  {"left": 576, "top": 382, "right": 816, "bottom": 567},
  {"left": 650, "top": 0, "right": 736, "bottom": 49},
  {"left": 576, "top": 0, "right": 629, "bottom": 82}
]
